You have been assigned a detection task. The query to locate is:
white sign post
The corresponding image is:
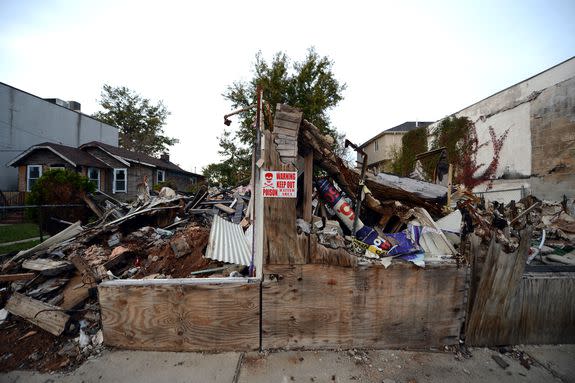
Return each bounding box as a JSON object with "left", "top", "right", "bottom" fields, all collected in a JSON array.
[{"left": 261, "top": 170, "right": 297, "bottom": 198}]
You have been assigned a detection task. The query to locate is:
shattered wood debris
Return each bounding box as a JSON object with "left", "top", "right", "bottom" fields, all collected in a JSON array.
[
  {"left": 1, "top": 102, "right": 574, "bottom": 372},
  {"left": 274, "top": 106, "right": 575, "bottom": 272},
  {"left": 0, "top": 185, "right": 254, "bottom": 372}
]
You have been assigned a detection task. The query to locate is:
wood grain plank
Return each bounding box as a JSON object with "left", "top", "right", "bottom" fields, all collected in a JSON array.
[
  {"left": 98, "top": 280, "right": 260, "bottom": 351},
  {"left": 263, "top": 130, "right": 300, "bottom": 265},
  {"left": 60, "top": 273, "right": 93, "bottom": 310},
  {"left": 262, "top": 263, "right": 467, "bottom": 350},
  {"left": 308, "top": 235, "right": 357, "bottom": 267},
  {"left": 5, "top": 292, "right": 70, "bottom": 336},
  {"left": 465, "top": 228, "right": 532, "bottom": 345},
  {"left": 303, "top": 152, "right": 313, "bottom": 222},
  {"left": 275, "top": 111, "right": 303, "bottom": 124},
  {"left": 273, "top": 126, "right": 298, "bottom": 137},
  {"left": 0, "top": 273, "right": 35, "bottom": 282}
]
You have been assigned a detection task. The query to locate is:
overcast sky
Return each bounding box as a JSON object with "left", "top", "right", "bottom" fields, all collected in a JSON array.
[{"left": 1, "top": 0, "right": 573, "bottom": 173}]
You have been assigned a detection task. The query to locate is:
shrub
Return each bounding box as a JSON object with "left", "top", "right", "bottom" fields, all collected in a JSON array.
[{"left": 26, "top": 169, "right": 96, "bottom": 233}]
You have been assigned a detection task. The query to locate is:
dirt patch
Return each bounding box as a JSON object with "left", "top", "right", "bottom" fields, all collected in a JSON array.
[
  {"left": 0, "top": 319, "right": 71, "bottom": 372},
  {"left": 135, "top": 225, "right": 217, "bottom": 278}
]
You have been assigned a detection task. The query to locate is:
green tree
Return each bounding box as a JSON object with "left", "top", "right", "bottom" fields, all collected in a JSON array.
[
  {"left": 204, "top": 48, "right": 346, "bottom": 186},
  {"left": 93, "top": 84, "right": 178, "bottom": 156},
  {"left": 203, "top": 131, "right": 252, "bottom": 186},
  {"left": 391, "top": 127, "right": 429, "bottom": 176}
]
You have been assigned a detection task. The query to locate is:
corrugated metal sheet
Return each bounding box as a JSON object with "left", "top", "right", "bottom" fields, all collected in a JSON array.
[{"left": 205, "top": 215, "right": 251, "bottom": 266}]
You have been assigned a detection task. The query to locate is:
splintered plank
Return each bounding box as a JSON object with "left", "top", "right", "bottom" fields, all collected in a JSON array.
[
  {"left": 22, "top": 259, "right": 73, "bottom": 276},
  {"left": 465, "top": 228, "right": 532, "bottom": 345},
  {"left": 262, "top": 263, "right": 467, "bottom": 350},
  {"left": 0, "top": 273, "right": 36, "bottom": 282},
  {"left": 60, "top": 273, "right": 93, "bottom": 310},
  {"left": 98, "top": 278, "right": 260, "bottom": 351},
  {"left": 465, "top": 228, "right": 575, "bottom": 345},
  {"left": 263, "top": 130, "right": 302, "bottom": 265},
  {"left": 5, "top": 292, "right": 70, "bottom": 335},
  {"left": 215, "top": 203, "right": 235, "bottom": 215}
]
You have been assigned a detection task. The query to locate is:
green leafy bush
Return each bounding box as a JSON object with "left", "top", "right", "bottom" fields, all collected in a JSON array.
[
  {"left": 26, "top": 169, "right": 96, "bottom": 233},
  {"left": 27, "top": 169, "right": 95, "bottom": 205}
]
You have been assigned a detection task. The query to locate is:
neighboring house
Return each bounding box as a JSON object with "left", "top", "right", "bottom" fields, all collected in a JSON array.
[
  {"left": 7, "top": 141, "right": 204, "bottom": 201},
  {"left": 358, "top": 121, "right": 432, "bottom": 173},
  {"left": 0, "top": 82, "right": 119, "bottom": 191},
  {"left": 428, "top": 56, "right": 575, "bottom": 202}
]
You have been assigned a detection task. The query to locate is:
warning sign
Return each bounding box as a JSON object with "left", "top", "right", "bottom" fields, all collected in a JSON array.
[{"left": 261, "top": 171, "right": 297, "bottom": 198}]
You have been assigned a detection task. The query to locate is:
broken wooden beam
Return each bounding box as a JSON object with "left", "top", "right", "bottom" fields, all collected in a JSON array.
[
  {"left": 0, "top": 273, "right": 36, "bottom": 282},
  {"left": 70, "top": 254, "right": 98, "bottom": 283},
  {"left": 5, "top": 292, "right": 70, "bottom": 336},
  {"left": 60, "top": 273, "right": 93, "bottom": 310},
  {"left": 82, "top": 193, "right": 103, "bottom": 218},
  {"left": 22, "top": 258, "right": 73, "bottom": 276},
  {"left": 215, "top": 203, "right": 235, "bottom": 215}
]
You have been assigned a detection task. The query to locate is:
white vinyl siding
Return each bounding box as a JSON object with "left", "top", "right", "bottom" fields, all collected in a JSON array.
[
  {"left": 27, "top": 165, "right": 42, "bottom": 191},
  {"left": 113, "top": 168, "right": 127, "bottom": 193}
]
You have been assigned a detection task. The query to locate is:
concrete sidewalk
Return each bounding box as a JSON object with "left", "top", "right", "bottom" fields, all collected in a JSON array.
[{"left": 2, "top": 345, "right": 574, "bottom": 383}]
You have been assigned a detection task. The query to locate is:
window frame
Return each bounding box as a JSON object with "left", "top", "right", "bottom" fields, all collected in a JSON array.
[
  {"left": 27, "top": 165, "right": 42, "bottom": 192},
  {"left": 374, "top": 139, "right": 379, "bottom": 152},
  {"left": 157, "top": 169, "right": 165, "bottom": 184},
  {"left": 88, "top": 167, "right": 101, "bottom": 191},
  {"left": 113, "top": 168, "right": 127, "bottom": 193}
]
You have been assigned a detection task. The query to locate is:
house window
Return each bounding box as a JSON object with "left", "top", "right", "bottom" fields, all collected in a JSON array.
[
  {"left": 157, "top": 170, "right": 165, "bottom": 183},
  {"left": 88, "top": 168, "right": 100, "bottom": 191},
  {"left": 113, "top": 168, "right": 127, "bottom": 193},
  {"left": 50, "top": 165, "right": 65, "bottom": 170},
  {"left": 27, "top": 165, "right": 42, "bottom": 191},
  {"left": 374, "top": 140, "right": 379, "bottom": 151}
]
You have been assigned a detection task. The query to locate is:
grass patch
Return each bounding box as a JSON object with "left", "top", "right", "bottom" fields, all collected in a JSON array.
[
  {"left": 0, "top": 223, "right": 41, "bottom": 244},
  {"left": 0, "top": 239, "right": 41, "bottom": 255}
]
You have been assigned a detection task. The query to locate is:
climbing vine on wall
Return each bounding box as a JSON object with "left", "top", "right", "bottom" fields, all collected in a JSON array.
[
  {"left": 391, "top": 127, "right": 429, "bottom": 177},
  {"left": 432, "top": 116, "right": 509, "bottom": 189}
]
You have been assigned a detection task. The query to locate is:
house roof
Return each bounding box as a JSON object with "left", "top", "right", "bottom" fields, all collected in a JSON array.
[
  {"left": 80, "top": 141, "right": 202, "bottom": 177},
  {"left": 359, "top": 121, "right": 433, "bottom": 148},
  {"left": 7, "top": 142, "right": 108, "bottom": 168}
]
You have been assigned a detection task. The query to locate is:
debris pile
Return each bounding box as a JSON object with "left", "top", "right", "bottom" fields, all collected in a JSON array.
[
  {"left": 0, "top": 185, "right": 255, "bottom": 371},
  {"left": 456, "top": 193, "right": 575, "bottom": 267},
  {"left": 1, "top": 103, "right": 573, "bottom": 371}
]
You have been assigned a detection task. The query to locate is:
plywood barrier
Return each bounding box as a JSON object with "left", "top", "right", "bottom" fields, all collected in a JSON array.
[
  {"left": 262, "top": 263, "right": 467, "bottom": 350},
  {"left": 99, "top": 278, "right": 260, "bottom": 351},
  {"left": 467, "top": 272, "right": 575, "bottom": 346}
]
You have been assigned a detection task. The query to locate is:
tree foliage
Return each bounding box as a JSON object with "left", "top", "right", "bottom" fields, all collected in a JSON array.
[
  {"left": 204, "top": 48, "right": 346, "bottom": 187},
  {"left": 202, "top": 131, "right": 252, "bottom": 186},
  {"left": 391, "top": 127, "right": 429, "bottom": 176},
  {"left": 93, "top": 85, "right": 178, "bottom": 156}
]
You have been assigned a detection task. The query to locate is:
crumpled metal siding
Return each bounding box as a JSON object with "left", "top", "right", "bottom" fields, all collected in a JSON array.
[{"left": 205, "top": 214, "right": 251, "bottom": 266}]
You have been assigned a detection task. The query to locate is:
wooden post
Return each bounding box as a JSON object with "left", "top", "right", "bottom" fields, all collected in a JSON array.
[
  {"left": 303, "top": 152, "right": 313, "bottom": 222},
  {"left": 446, "top": 164, "right": 453, "bottom": 210},
  {"left": 38, "top": 205, "right": 43, "bottom": 242}
]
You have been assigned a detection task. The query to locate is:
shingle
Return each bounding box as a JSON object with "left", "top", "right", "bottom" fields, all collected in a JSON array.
[{"left": 80, "top": 141, "right": 201, "bottom": 176}]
